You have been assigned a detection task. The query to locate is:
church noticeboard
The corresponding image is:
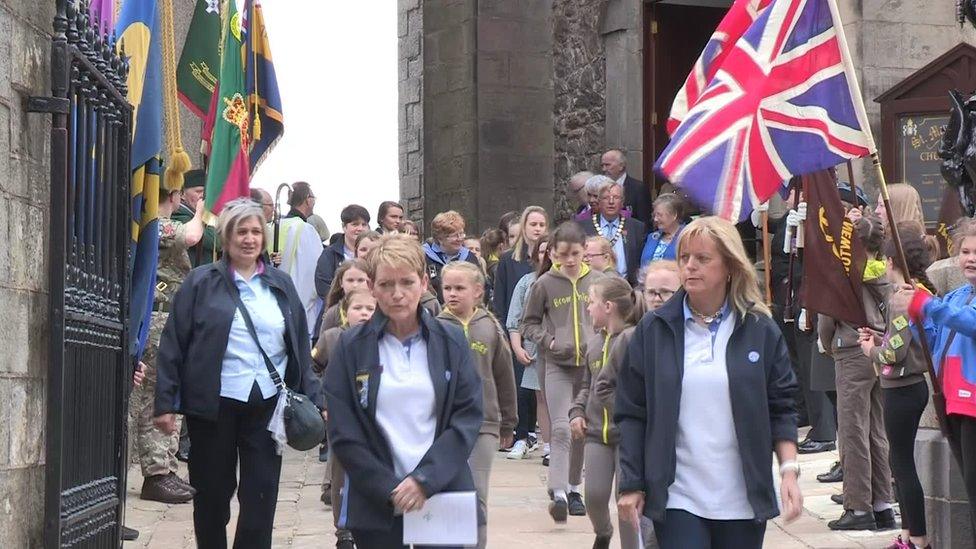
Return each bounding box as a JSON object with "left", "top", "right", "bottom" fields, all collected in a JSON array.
[{"left": 898, "top": 114, "right": 947, "bottom": 228}]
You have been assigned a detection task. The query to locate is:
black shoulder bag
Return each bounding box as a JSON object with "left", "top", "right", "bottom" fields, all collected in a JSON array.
[{"left": 223, "top": 274, "right": 325, "bottom": 451}]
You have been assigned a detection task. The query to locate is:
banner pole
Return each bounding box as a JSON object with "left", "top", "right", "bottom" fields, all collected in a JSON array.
[
  {"left": 762, "top": 210, "right": 773, "bottom": 306},
  {"left": 783, "top": 178, "right": 803, "bottom": 323}
]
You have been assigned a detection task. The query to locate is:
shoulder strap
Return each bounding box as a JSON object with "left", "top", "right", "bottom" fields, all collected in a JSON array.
[
  {"left": 936, "top": 292, "right": 976, "bottom": 387},
  {"left": 221, "top": 271, "right": 285, "bottom": 389}
]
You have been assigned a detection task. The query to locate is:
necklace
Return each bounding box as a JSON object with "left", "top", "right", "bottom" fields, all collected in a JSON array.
[
  {"left": 688, "top": 303, "right": 722, "bottom": 324},
  {"left": 592, "top": 214, "right": 624, "bottom": 245}
]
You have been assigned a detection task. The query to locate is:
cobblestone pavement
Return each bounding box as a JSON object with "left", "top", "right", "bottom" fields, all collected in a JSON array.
[{"left": 124, "top": 435, "right": 895, "bottom": 548}]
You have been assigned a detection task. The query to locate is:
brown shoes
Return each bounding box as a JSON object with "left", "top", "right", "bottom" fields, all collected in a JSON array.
[{"left": 140, "top": 473, "right": 196, "bottom": 504}]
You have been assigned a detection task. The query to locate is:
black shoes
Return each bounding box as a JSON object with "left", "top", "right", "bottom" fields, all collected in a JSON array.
[
  {"left": 140, "top": 473, "right": 195, "bottom": 504},
  {"left": 830, "top": 493, "right": 844, "bottom": 505},
  {"left": 817, "top": 461, "right": 843, "bottom": 483},
  {"left": 549, "top": 498, "right": 568, "bottom": 523},
  {"left": 828, "top": 509, "right": 877, "bottom": 530},
  {"left": 567, "top": 491, "right": 586, "bottom": 516},
  {"left": 798, "top": 437, "right": 837, "bottom": 454},
  {"left": 321, "top": 486, "right": 332, "bottom": 506},
  {"left": 335, "top": 530, "right": 355, "bottom": 549},
  {"left": 319, "top": 444, "right": 330, "bottom": 463},
  {"left": 121, "top": 525, "right": 140, "bottom": 541},
  {"left": 592, "top": 535, "right": 611, "bottom": 549},
  {"left": 874, "top": 508, "right": 896, "bottom": 530}
]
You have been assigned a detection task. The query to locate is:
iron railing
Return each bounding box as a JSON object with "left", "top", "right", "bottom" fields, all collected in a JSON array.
[{"left": 32, "top": 1, "right": 132, "bottom": 547}]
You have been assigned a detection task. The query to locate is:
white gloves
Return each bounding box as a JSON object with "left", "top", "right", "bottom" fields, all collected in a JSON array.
[
  {"left": 750, "top": 201, "right": 769, "bottom": 228},
  {"left": 783, "top": 202, "right": 807, "bottom": 253},
  {"left": 785, "top": 202, "right": 807, "bottom": 228}
]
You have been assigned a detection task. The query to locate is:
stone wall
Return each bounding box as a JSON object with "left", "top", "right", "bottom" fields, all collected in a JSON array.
[
  {"left": 552, "top": 0, "right": 605, "bottom": 222},
  {"left": 0, "top": 0, "right": 53, "bottom": 546},
  {"left": 841, "top": 0, "right": 976, "bottom": 199},
  {"left": 399, "top": 0, "right": 424, "bottom": 224}
]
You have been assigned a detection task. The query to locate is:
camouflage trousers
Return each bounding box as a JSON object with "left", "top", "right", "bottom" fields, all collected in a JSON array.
[{"left": 127, "top": 311, "right": 181, "bottom": 477}]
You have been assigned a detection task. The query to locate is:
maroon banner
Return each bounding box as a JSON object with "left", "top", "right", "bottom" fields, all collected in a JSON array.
[{"left": 799, "top": 170, "right": 868, "bottom": 327}]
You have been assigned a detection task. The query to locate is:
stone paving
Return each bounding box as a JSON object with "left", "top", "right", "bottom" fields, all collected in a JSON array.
[{"left": 123, "top": 434, "right": 897, "bottom": 548}]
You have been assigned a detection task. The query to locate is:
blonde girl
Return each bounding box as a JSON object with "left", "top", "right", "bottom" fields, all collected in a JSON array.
[{"left": 437, "top": 261, "right": 517, "bottom": 549}]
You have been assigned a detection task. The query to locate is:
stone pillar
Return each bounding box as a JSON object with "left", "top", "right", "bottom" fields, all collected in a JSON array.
[
  {"left": 408, "top": 0, "right": 555, "bottom": 232},
  {"left": 601, "top": 0, "right": 643, "bottom": 178},
  {"left": 0, "top": 1, "right": 55, "bottom": 546},
  {"left": 400, "top": 0, "right": 425, "bottom": 225}
]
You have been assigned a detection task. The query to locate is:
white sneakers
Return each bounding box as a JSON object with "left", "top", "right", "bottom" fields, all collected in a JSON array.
[{"left": 506, "top": 439, "right": 529, "bottom": 460}]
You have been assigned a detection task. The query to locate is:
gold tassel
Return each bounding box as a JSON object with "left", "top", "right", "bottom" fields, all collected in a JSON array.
[{"left": 164, "top": 148, "right": 192, "bottom": 190}]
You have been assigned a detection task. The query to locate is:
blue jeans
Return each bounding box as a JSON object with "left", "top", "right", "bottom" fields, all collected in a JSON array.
[{"left": 652, "top": 509, "right": 765, "bottom": 549}]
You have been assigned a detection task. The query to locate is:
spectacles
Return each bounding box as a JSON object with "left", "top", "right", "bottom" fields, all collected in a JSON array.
[
  {"left": 644, "top": 288, "right": 675, "bottom": 301},
  {"left": 446, "top": 232, "right": 466, "bottom": 241},
  {"left": 583, "top": 253, "right": 607, "bottom": 261}
]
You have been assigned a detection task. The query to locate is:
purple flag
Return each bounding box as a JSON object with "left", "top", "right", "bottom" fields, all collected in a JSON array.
[{"left": 89, "top": 0, "right": 116, "bottom": 34}]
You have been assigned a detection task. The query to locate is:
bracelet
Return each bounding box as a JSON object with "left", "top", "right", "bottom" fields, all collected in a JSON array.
[{"left": 779, "top": 460, "right": 800, "bottom": 477}]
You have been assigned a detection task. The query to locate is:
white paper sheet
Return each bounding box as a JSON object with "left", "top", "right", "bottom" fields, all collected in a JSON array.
[{"left": 402, "top": 491, "right": 477, "bottom": 546}]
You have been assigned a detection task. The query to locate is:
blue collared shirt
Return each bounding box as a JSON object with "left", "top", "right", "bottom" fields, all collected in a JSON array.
[
  {"left": 220, "top": 267, "right": 289, "bottom": 402},
  {"left": 600, "top": 215, "right": 627, "bottom": 276}
]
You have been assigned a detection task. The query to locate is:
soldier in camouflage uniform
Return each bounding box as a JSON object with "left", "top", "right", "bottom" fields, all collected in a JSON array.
[
  {"left": 172, "top": 169, "right": 219, "bottom": 267},
  {"left": 127, "top": 186, "right": 204, "bottom": 503}
]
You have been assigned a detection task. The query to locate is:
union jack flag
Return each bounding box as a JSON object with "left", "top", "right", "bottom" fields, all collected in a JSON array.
[
  {"left": 655, "top": 0, "right": 876, "bottom": 221},
  {"left": 667, "top": 0, "right": 773, "bottom": 135}
]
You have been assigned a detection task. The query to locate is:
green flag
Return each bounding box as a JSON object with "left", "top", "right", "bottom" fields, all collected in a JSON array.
[
  {"left": 204, "top": 0, "right": 250, "bottom": 213},
  {"left": 176, "top": 0, "right": 220, "bottom": 118}
]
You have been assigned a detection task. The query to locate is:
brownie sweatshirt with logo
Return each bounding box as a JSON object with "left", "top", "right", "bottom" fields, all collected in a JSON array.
[
  {"left": 438, "top": 308, "right": 518, "bottom": 437},
  {"left": 520, "top": 264, "right": 605, "bottom": 368}
]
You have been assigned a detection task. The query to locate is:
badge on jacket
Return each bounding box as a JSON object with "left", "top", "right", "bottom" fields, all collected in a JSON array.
[{"left": 356, "top": 372, "right": 370, "bottom": 409}]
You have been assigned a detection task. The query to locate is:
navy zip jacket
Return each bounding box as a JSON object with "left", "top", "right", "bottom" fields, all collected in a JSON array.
[
  {"left": 315, "top": 237, "right": 347, "bottom": 298},
  {"left": 323, "top": 309, "right": 483, "bottom": 532},
  {"left": 154, "top": 259, "right": 318, "bottom": 420},
  {"left": 491, "top": 246, "right": 533, "bottom": 327},
  {"left": 614, "top": 289, "right": 797, "bottom": 522}
]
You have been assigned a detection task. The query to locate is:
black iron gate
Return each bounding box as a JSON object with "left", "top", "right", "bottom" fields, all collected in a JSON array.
[{"left": 32, "top": 1, "right": 133, "bottom": 547}]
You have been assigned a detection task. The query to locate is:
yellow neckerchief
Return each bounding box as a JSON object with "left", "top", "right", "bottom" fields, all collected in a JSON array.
[
  {"left": 339, "top": 306, "right": 348, "bottom": 328},
  {"left": 863, "top": 257, "right": 887, "bottom": 281},
  {"left": 551, "top": 262, "right": 591, "bottom": 366}
]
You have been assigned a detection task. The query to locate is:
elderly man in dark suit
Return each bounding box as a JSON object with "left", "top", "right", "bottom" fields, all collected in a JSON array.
[
  {"left": 579, "top": 177, "right": 646, "bottom": 285},
  {"left": 602, "top": 149, "right": 652, "bottom": 227}
]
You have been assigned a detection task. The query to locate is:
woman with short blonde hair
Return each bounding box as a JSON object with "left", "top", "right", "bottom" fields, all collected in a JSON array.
[
  {"left": 616, "top": 216, "right": 800, "bottom": 549},
  {"left": 323, "top": 233, "right": 484, "bottom": 547},
  {"left": 423, "top": 211, "right": 481, "bottom": 302}
]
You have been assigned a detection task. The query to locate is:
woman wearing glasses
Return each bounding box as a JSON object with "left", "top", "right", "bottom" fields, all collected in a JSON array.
[{"left": 421, "top": 210, "right": 482, "bottom": 303}]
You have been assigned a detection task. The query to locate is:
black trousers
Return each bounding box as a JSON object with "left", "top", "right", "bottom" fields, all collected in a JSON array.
[
  {"left": 512, "top": 358, "right": 537, "bottom": 441},
  {"left": 946, "top": 413, "right": 976, "bottom": 538},
  {"left": 882, "top": 382, "right": 929, "bottom": 536},
  {"left": 351, "top": 516, "right": 462, "bottom": 549},
  {"left": 652, "top": 509, "right": 766, "bottom": 549},
  {"left": 186, "top": 383, "right": 282, "bottom": 549}
]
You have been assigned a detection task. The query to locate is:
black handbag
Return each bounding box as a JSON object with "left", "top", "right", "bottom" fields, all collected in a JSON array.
[{"left": 224, "top": 275, "right": 326, "bottom": 451}]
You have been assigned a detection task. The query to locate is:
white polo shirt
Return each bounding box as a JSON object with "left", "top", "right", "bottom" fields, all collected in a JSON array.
[
  {"left": 375, "top": 331, "right": 437, "bottom": 480},
  {"left": 666, "top": 299, "right": 754, "bottom": 520}
]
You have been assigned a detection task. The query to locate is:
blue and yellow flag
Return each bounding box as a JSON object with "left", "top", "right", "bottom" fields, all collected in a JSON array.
[
  {"left": 117, "top": 0, "right": 163, "bottom": 359},
  {"left": 244, "top": 0, "right": 283, "bottom": 172}
]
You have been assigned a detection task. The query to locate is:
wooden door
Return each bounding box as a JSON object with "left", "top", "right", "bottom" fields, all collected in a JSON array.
[{"left": 644, "top": 2, "right": 729, "bottom": 196}]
